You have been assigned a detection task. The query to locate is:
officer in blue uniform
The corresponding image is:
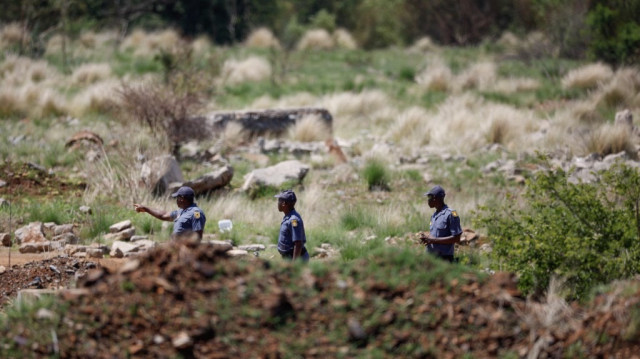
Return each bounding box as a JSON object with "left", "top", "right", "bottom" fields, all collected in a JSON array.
[
  {"left": 134, "top": 186, "right": 206, "bottom": 240},
  {"left": 419, "top": 185, "right": 462, "bottom": 262},
  {"left": 275, "top": 189, "right": 309, "bottom": 262}
]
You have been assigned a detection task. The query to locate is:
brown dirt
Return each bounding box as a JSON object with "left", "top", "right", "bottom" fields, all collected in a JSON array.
[
  {"left": 2, "top": 241, "right": 640, "bottom": 358},
  {"left": 0, "top": 256, "right": 98, "bottom": 308}
]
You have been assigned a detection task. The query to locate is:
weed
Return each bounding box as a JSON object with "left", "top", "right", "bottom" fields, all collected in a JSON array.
[{"left": 362, "top": 159, "right": 390, "bottom": 191}]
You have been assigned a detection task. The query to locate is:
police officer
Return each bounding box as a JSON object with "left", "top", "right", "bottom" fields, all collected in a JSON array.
[
  {"left": 419, "top": 185, "right": 462, "bottom": 262},
  {"left": 134, "top": 186, "right": 206, "bottom": 240},
  {"left": 275, "top": 189, "right": 309, "bottom": 262}
]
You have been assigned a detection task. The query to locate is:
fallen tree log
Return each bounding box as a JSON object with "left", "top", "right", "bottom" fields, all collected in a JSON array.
[{"left": 195, "top": 108, "right": 333, "bottom": 138}]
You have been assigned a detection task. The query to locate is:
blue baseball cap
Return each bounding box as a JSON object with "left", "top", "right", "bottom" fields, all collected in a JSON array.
[
  {"left": 171, "top": 186, "right": 195, "bottom": 198},
  {"left": 424, "top": 185, "right": 445, "bottom": 198},
  {"left": 275, "top": 189, "right": 297, "bottom": 203}
]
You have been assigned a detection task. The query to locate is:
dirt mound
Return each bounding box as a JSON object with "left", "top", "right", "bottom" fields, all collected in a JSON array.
[
  {"left": 0, "top": 256, "right": 98, "bottom": 307},
  {"left": 2, "top": 241, "right": 640, "bottom": 358}
]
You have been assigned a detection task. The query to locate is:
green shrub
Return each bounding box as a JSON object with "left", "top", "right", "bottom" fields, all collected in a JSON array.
[
  {"left": 362, "top": 158, "right": 390, "bottom": 191},
  {"left": 587, "top": 2, "right": 640, "bottom": 65},
  {"left": 474, "top": 157, "right": 640, "bottom": 300}
]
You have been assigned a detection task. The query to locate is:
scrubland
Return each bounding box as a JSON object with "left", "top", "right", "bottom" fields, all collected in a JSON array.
[{"left": 2, "top": 26, "right": 640, "bottom": 356}]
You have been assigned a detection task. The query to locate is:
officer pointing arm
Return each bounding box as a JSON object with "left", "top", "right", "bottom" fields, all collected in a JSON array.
[
  {"left": 419, "top": 185, "right": 462, "bottom": 262},
  {"left": 134, "top": 186, "right": 206, "bottom": 240}
]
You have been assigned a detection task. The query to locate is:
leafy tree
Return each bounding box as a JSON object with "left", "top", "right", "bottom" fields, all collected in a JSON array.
[
  {"left": 587, "top": 1, "right": 640, "bottom": 65},
  {"left": 474, "top": 157, "right": 640, "bottom": 300}
]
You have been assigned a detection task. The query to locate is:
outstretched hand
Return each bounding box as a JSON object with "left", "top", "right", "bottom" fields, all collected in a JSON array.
[{"left": 134, "top": 204, "right": 147, "bottom": 213}]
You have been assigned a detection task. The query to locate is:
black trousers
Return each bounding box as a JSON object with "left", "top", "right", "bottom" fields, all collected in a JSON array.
[{"left": 279, "top": 247, "right": 308, "bottom": 259}]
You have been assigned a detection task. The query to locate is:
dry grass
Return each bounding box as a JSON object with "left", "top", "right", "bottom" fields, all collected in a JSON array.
[
  {"left": 454, "top": 61, "right": 497, "bottom": 92},
  {"left": 520, "top": 278, "right": 577, "bottom": 359},
  {"left": 333, "top": 29, "right": 357, "bottom": 50},
  {"left": 581, "top": 123, "right": 636, "bottom": 157},
  {"left": 120, "top": 28, "right": 181, "bottom": 57},
  {"left": 0, "top": 23, "right": 27, "bottom": 50},
  {"left": 415, "top": 57, "right": 452, "bottom": 92},
  {"left": 297, "top": 29, "right": 334, "bottom": 51},
  {"left": 71, "top": 63, "right": 113, "bottom": 85},
  {"left": 424, "top": 94, "right": 539, "bottom": 152},
  {"left": 288, "top": 114, "right": 332, "bottom": 142},
  {"left": 191, "top": 35, "right": 213, "bottom": 54},
  {"left": 387, "top": 106, "right": 431, "bottom": 151},
  {"left": 251, "top": 92, "right": 318, "bottom": 109},
  {"left": 0, "top": 88, "right": 22, "bottom": 117},
  {"left": 493, "top": 77, "right": 540, "bottom": 93},
  {"left": 68, "top": 80, "right": 120, "bottom": 117},
  {"left": 44, "top": 34, "right": 71, "bottom": 56},
  {"left": 408, "top": 37, "right": 437, "bottom": 53},
  {"left": 561, "top": 63, "right": 613, "bottom": 90},
  {"left": 593, "top": 67, "right": 640, "bottom": 109},
  {"left": 320, "top": 90, "right": 389, "bottom": 118},
  {"left": 244, "top": 27, "right": 281, "bottom": 49},
  {"left": 219, "top": 56, "right": 272, "bottom": 86},
  {"left": 221, "top": 122, "right": 248, "bottom": 148}
]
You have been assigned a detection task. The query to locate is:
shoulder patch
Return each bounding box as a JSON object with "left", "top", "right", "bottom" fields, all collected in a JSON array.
[
  {"left": 291, "top": 219, "right": 298, "bottom": 227},
  {"left": 451, "top": 210, "right": 458, "bottom": 217},
  {"left": 194, "top": 211, "right": 201, "bottom": 219}
]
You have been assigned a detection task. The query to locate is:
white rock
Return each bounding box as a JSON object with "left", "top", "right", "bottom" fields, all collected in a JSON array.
[
  {"left": 241, "top": 160, "right": 309, "bottom": 191},
  {"left": 109, "top": 220, "right": 132, "bottom": 233},
  {"left": 15, "top": 222, "right": 47, "bottom": 245}
]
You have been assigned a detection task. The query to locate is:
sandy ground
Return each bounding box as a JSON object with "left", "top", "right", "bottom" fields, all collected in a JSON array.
[{"left": 0, "top": 249, "right": 127, "bottom": 272}]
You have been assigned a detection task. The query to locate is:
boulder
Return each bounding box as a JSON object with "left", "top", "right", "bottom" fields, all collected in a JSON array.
[
  {"left": 238, "top": 244, "right": 266, "bottom": 251},
  {"left": 179, "top": 165, "right": 234, "bottom": 195},
  {"left": 141, "top": 155, "right": 184, "bottom": 196},
  {"left": 104, "top": 227, "right": 136, "bottom": 241},
  {"left": 15, "top": 222, "right": 47, "bottom": 245},
  {"left": 110, "top": 241, "right": 141, "bottom": 258},
  {"left": 53, "top": 224, "right": 74, "bottom": 236},
  {"left": 109, "top": 220, "right": 132, "bottom": 233},
  {"left": 1, "top": 233, "right": 10, "bottom": 247},
  {"left": 241, "top": 160, "right": 309, "bottom": 191},
  {"left": 52, "top": 232, "right": 79, "bottom": 245},
  {"left": 203, "top": 240, "right": 233, "bottom": 253},
  {"left": 19, "top": 241, "right": 52, "bottom": 253},
  {"left": 200, "top": 108, "right": 333, "bottom": 138}
]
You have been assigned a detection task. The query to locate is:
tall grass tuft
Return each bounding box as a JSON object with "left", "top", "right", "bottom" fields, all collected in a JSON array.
[
  {"left": 581, "top": 123, "right": 636, "bottom": 158},
  {"left": 71, "top": 63, "right": 113, "bottom": 85},
  {"left": 0, "top": 23, "right": 28, "bottom": 50},
  {"left": 288, "top": 114, "right": 331, "bottom": 142},
  {"left": 245, "top": 27, "right": 281, "bottom": 49},
  {"left": 219, "top": 56, "right": 272, "bottom": 85},
  {"left": 333, "top": 28, "right": 357, "bottom": 49},
  {"left": 415, "top": 57, "right": 452, "bottom": 92},
  {"left": 593, "top": 67, "right": 640, "bottom": 109},
  {"left": 362, "top": 158, "right": 391, "bottom": 191},
  {"left": 561, "top": 63, "right": 613, "bottom": 90},
  {"left": 297, "top": 29, "right": 335, "bottom": 50},
  {"left": 454, "top": 61, "right": 497, "bottom": 91},
  {"left": 388, "top": 106, "right": 430, "bottom": 151}
]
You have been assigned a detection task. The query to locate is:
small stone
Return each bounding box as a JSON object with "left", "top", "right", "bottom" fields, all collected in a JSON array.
[
  {"left": 36, "top": 308, "right": 55, "bottom": 320},
  {"left": 79, "top": 206, "right": 92, "bottom": 214},
  {"left": 172, "top": 331, "right": 192, "bottom": 349},
  {"left": 227, "top": 249, "right": 249, "bottom": 257},
  {"left": 0, "top": 266, "right": 6, "bottom": 274}
]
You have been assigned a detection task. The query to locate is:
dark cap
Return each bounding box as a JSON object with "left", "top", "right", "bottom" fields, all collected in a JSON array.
[
  {"left": 171, "top": 186, "right": 195, "bottom": 198},
  {"left": 424, "top": 185, "right": 445, "bottom": 198},
  {"left": 275, "top": 189, "right": 297, "bottom": 203}
]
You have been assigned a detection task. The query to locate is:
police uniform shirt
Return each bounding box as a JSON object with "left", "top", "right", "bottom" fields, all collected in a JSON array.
[
  {"left": 278, "top": 209, "right": 306, "bottom": 253},
  {"left": 427, "top": 205, "right": 462, "bottom": 256},
  {"left": 170, "top": 204, "right": 206, "bottom": 234}
]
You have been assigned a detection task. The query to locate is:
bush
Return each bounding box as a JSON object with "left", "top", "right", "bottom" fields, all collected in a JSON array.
[
  {"left": 362, "top": 158, "right": 390, "bottom": 191},
  {"left": 587, "top": 2, "right": 640, "bottom": 65},
  {"left": 474, "top": 157, "right": 640, "bottom": 300}
]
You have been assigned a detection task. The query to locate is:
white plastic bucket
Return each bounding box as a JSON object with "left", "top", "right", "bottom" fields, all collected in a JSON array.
[{"left": 218, "top": 219, "right": 233, "bottom": 232}]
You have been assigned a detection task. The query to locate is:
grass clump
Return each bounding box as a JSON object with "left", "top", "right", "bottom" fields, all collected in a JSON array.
[{"left": 362, "top": 158, "right": 390, "bottom": 191}]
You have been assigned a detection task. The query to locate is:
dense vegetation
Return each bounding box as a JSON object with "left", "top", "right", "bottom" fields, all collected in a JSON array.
[{"left": 4, "top": 0, "right": 640, "bottom": 64}]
